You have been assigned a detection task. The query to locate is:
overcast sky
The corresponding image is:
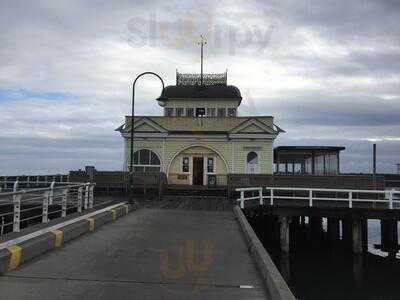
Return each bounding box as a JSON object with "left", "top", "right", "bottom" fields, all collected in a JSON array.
[{"left": 0, "top": 0, "right": 399, "bottom": 175}]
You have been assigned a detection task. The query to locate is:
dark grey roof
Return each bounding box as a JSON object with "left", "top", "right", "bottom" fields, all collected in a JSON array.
[
  {"left": 274, "top": 146, "right": 346, "bottom": 152},
  {"left": 161, "top": 85, "right": 242, "bottom": 100}
]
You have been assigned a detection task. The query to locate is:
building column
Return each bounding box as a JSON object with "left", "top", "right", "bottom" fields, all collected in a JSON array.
[
  {"left": 352, "top": 218, "right": 364, "bottom": 254},
  {"left": 279, "top": 216, "right": 290, "bottom": 253}
]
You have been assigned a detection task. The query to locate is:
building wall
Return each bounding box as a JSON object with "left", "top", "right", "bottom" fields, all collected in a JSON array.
[
  {"left": 124, "top": 137, "right": 274, "bottom": 185},
  {"left": 163, "top": 99, "right": 240, "bottom": 109}
]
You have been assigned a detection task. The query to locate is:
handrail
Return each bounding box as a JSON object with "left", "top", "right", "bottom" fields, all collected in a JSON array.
[
  {"left": 0, "top": 182, "right": 93, "bottom": 197},
  {"left": 0, "top": 182, "right": 96, "bottom": 234},
  {"left": 235, "top": 186, "right": 400, "bottom": 209}
]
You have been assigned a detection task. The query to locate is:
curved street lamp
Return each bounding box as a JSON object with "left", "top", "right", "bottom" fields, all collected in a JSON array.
[{"left": 129, "top": 72, "right": 167, "bottom": 202}]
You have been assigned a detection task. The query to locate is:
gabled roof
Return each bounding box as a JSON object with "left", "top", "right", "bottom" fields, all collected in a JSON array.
[{"left": 229, "top": 118, "right": 277, "bottom": 134}]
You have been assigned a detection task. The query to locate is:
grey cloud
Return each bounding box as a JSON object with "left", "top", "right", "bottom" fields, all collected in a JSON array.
[{"left": 0, "top": 0, "right": 399, "bottom": 174}]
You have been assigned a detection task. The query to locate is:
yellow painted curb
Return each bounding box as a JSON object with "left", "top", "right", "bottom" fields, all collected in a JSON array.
[
  {"left": 51, "top": 230, "right": 64, "bottom": 248},
  {"left": 87, "top": 218, "right": 95, "bottom": 232},
  {"left": 7, "top": 245, "right": 22, "bottom": 271},
  {"left": 110, "top": 209, "right": 117, "bottom": 221}
]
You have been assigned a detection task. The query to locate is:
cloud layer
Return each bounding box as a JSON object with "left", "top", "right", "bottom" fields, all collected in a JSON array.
[{"left": 0, "top": 0, "right": 399, "bottom": 175}]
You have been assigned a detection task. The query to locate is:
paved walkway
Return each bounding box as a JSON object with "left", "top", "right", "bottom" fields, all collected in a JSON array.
[{"left": 0, "top": 208, "right": 268, "bottom": 299}]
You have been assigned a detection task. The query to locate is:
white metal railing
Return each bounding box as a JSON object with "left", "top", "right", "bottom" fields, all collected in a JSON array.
[
  {"left": 0, "top": 174, "right": 69, "bottom": 193},
  {"left": 235, "top": 186, "right": 400, "bottom": 210},
  {"left": 0, "top": 182, "right": 94, "bottom": 234}
]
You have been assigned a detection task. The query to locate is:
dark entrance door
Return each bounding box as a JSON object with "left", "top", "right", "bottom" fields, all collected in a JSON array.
[{"left": 192, "top": 157, "right": 204, "bottom": 185}]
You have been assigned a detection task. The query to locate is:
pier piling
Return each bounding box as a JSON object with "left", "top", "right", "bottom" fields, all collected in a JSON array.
[
  {"left": 352, "top": 218, "right": 364, "bottom": 254},
  {"left": 279, "top": 216, "right": 290, "bottom": 253}
]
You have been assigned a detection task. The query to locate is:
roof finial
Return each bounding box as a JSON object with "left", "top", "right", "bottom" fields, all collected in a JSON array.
[{"left": 197, "top": 34, "right": 207, "bottom": 85}]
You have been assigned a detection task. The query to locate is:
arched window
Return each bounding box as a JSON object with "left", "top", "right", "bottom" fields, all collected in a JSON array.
[
  {"left": 246, "top": 151, "right": 259, "bottom": 174},
  {"left": 132, "top": 149, "right": 161, "bottom": 172}
]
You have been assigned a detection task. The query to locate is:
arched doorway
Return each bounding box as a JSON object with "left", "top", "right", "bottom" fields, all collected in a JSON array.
[{"left": 167, "top": 145, "right": 229, "bottom": 186}]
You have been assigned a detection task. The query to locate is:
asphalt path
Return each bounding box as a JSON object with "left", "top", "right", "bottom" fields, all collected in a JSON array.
[{"left": 0, "top": 208, "right": 268, "bottom": 299}]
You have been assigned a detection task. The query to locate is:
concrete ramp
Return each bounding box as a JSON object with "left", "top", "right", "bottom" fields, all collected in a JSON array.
[{"left": 0, "top": 208, "right": 268, "bottom": 299}]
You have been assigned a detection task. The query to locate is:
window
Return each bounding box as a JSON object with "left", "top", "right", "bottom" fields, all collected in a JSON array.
[
  {"left": 165, "top": 108, "right": 174, "bottom": 117},
  {"left": 227, "top": 108, "right": 236, "bottom": 117},
  {"left": 176, "top": 108, "right": 184, "bottom": 117},
  {"left": 206, "top": 108, "right": 216, "bottom": 117},
  {"left": 132, "top": 149, "right": 161, "bottom": 172},
  {"left": 196, "top": 108, "right": 206, "bottom": 117},
  {"left": 182, "top": 157, "right": 190, "bottom": 173},
  {"left": 217, "top": 108, "right": 226, "bottom": 117},
  {"left": 186, "top": 108, "right": 194, "bottom": 117},
  {"left": 246, "top": 151, "right": 259, "bottom": 174},
  {"left": 207, "top": 157, "right": 214, "bottom": 173}
]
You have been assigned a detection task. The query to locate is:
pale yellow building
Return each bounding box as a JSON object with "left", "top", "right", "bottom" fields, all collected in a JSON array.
[{"left": 117, "top": 72, "right": 283, "bottom": 186}]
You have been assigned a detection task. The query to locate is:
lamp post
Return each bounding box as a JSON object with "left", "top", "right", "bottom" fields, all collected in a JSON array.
[{"left": 129, "top": 72, "right": 167, "bottom": 203}]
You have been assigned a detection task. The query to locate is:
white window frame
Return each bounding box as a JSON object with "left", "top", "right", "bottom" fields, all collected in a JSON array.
[
  {"left": 245, "top": 151, "right": 260, "bottom": 174},
  {"left": 206, "top": 108, "right": 216, "bottom": 117},
  {"left": 186, "top": 107, "right": 194, "bottom": 117},
  {"left": 203, "top": 156, "right": 216, "bottom": 186},
  {"left": 165, "top": 107, "right": 174, "bottom": 117},
  {"left": 217, "top": 107, "right": 226, "bottom": 117},
  {"left": 132, "top": 149, "right": 162, "bottom": 172},
  {"left": 176, "top": 107, "right": 184, "bottom": 117},
  {"left": 205, "top": 156, "right": 216, "bottom": 174},
  {"left": 195, "top": 107, "right": 206, "bottom": 117},
  {"left": 181, "top": 156, "right": 190, "bottom": 174}
]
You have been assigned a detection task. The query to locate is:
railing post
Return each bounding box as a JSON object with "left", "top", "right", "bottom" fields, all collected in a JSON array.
[
  {"left": 240, "top": 190, "right": 245, "bottom": 209},
  {"left": 42, "top": 190, "right": 50, "bottom": 223},
  {"left": 84, "top": 183, "right": 90, "bottom": 210},
  {"left": 13, "top": 194, "right": 21, "bottom": 232},
  {"left": 89, "top": 185, "right": 94, "bottom": 209},
  {"left": 349, "top": 191, "right": 353, "bottom": 208},
  {"left": 1, "top": 217, "right": 4, "bottom": 236},
  {"left": 36, "top": 175, "right": 40, "bottom": 187},
  {"left": 49, "top": 181, "right": 55, "bottom": 205},
  {"left": 77, "top": 186, "right": 83, "bottom": 213},
  {"left": 309, "top": 189, "right": 313, "bottom": 207},
  {"left": 61, "top": 188, "right": 68, "bottom": 217},
  {"left": 389, "top": 190, "right": 393, "bottom": 210},
  {"left": 13, "top": 180, "right": 19, "bottom": 193},
  {"left": 270, "top": 188, "right": 274, "bottom": 206},
  {"left": 259, "top": 187, "right": 263, "bottom": 206},
  {"left": 27, "top": 176, "right": 30, "bottom": 188}
]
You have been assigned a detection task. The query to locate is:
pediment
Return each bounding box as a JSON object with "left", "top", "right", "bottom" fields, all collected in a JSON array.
[
  {"left": 230, "top": 118, "right": 275, "bottom": 134},
  {"left": 133, "top": 117, "right": 168, "bottom": 133}
]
